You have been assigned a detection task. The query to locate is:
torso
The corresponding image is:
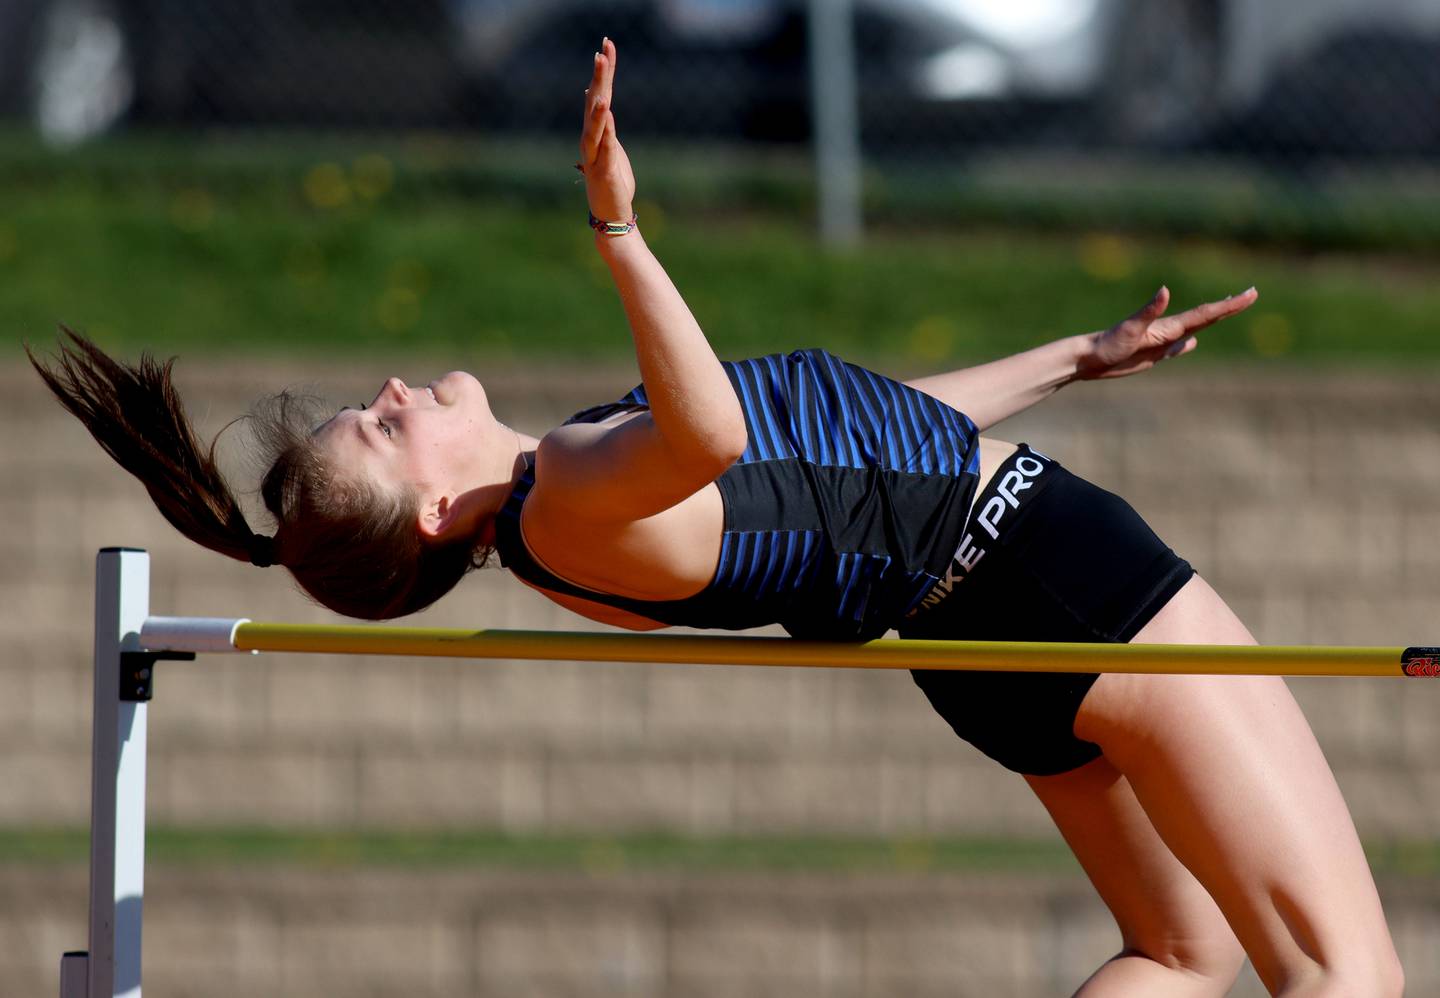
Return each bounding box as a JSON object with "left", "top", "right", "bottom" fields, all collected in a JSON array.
[
  {"left": 518, "top": 473, "right": 722, "bottom": 631},
  {"left": 516, "top": 410, "right": 1016, "bottom": 631}
]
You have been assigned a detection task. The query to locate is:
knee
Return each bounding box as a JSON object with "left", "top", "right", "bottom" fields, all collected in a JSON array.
[
  {"left": 1180, "top": 936, "right": 1247, "bottom": 993},
  {"left": 1186, "top": 934, "right": 1248, "bottom": 990},
  {"left": 1128, "top": 931, "right": 1247, "bottom": 993},
  {"left": 1212, "top": 935, "right": 1249, "bottom": 984},
  {"left": 1332, "top": 948, "right": 1404, "bottom": 998},
  {"left": 1283, "top": 948, "right": 1404, "bottom": 997}
]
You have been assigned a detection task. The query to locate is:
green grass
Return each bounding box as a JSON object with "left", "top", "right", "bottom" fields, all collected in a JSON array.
[
  {"left": 5, "top": 827, "right": 1440, "bottom": 878},
  {"left": 5, "top": 128, "right": 1439, "bottom": 252},
  {"left": 3, "top": 131, "right": 1440, "bottom": 368}
]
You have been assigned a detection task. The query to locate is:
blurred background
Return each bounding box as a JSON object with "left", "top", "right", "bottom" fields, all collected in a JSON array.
[{"left": 3, "top": 1, "right": 1440, "bottom": 996}]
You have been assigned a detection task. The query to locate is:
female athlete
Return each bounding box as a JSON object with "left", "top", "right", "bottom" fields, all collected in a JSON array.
[{"left": 30, "top": 39, "right": 1400, "bottom": 998}]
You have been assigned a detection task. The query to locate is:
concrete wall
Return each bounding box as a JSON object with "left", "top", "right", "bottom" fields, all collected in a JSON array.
[
  {"left": 5, "top": 356, "right": 1440, "bottom": 996},
  {"left": 10, "top": 865, "right": 1440, "bottom": 997}
]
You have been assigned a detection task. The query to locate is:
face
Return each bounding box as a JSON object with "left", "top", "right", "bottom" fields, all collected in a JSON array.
[{"left": 314, "top": 370, "right": 493, "bottom": 502}]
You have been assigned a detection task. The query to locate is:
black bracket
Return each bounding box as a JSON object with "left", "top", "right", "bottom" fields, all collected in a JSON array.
[{"left": 119, "top": 650, "right": 195, "bottom": 702}]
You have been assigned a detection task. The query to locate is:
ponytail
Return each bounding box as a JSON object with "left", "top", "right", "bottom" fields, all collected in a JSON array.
[
  {"left": 28, "top": 329, "right": 484, "bottom": 619},
  {"left": 27, "top": 328, "right": 263, "bottom": 567}
]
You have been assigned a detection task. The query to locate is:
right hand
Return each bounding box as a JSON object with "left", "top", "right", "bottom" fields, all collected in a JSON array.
[
  {"left": 580, "top": 37, "right": 636, "bottom": 225},
  {"left": 1075, "top": 285, "right": 1259, "bottom": 380}
]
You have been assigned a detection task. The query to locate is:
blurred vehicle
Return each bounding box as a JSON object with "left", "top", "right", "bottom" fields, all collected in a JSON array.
[
  {"left": 1101, "top": 0, "right": 1440, "bottom": 152},
  {"left": 449, "top": 0, "right": 1440, "bottom": 152},
  {"left": 446, "top": 0, "right": 1125, "bottom": 142},
  {"left": 1, "top": 0, "right": 1438, "bottom": 153}
]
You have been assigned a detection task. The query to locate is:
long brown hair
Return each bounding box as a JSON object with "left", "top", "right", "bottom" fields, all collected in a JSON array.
[{"left": 27, "top": 329, "right": 482, "bottom": 619}]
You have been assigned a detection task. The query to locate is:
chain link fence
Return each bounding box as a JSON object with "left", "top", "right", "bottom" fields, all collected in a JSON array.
[{"left": 2, "top": 0, "right": 1440, "bottom": 245}]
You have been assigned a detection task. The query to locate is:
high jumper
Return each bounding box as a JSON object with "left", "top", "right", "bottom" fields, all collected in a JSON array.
[{"left": 30, "top": 39, "right": 1401, "bottom": 998}]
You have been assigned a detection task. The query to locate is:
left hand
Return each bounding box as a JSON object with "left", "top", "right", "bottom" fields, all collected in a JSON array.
[
  {"left": 580, "top": 37, "right": 636, "bottom": 225},
  {"left": 1075, "top": 285, "right": 1259, "bottom": 380}
]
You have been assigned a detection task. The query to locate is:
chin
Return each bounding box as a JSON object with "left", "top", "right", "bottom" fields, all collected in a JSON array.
[{"left": 434, "top": 370, "right": 485, "bottom": 407}]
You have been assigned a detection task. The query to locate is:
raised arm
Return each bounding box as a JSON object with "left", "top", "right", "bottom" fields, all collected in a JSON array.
[
  {"left": 905, "top": 285, "right": 1258, "bottom": 431},
  {"left": 533, "top": 39, "right": 746, "bottom": 521}
]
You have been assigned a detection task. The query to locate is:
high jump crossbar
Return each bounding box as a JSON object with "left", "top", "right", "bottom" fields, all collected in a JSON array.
[{"left": 64, "top": 547, "right": 1440, "bottom": 998}]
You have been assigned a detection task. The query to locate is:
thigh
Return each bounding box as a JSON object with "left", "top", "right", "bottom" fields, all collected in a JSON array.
[
  {"left": 1027, "top": 756, "right": 1245, "bottom": 991},
  {"left": 1077, "top": 574, "right": 1397, "bottom": 993}
]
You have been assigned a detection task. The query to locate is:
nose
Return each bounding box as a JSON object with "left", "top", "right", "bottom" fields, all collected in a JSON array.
[{"left": 372, "top": 377, "right": 410, "bottom": 407}]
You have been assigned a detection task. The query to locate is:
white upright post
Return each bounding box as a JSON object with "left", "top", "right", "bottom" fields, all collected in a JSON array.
[{"left": 70, "top": 548, "right": 151, "bottom": 998}]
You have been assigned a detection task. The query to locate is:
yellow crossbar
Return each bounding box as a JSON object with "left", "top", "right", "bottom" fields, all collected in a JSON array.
[{"left": 231, "top": 624, "right": 1435, "bottom": 677}]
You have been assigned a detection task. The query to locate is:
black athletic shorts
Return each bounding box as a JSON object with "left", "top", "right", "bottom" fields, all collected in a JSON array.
[{"left": 900, "top": 443, "right": 1194, "bottom": 777}]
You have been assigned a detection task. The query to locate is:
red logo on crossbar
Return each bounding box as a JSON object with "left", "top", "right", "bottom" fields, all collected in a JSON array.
[{"left": 1401, "top": 648, "right": 1440, "bottom": 676}]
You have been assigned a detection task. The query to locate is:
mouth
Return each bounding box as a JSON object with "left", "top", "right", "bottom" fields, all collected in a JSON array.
[{"left": 425, "top": 384, "right": 439, "bottom": 405}]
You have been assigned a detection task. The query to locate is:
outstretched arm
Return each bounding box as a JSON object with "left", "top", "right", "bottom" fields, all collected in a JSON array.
[
  {"left": 905, "top": 286, "right": 1257, "bottom": 431},
  {"left": 536, "top": 40, "right": 746, "bottom": 521}
]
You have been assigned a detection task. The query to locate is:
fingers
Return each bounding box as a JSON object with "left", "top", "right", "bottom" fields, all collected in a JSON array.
[
  {"left": 580, "top": 39, "right": 619, "bottom": 166},
  {"left": 601, "top": 36, "right": 617, "bottom": 106},
  {"left": 583, "top": 48, "right": 603, "bottom": 111},
  {"left": 585, "top": 41, "right": 616, "bottom": 117},
  {"left": 1112, "top": 335, "right": 1199, "bottom": 378},
  {"left": 1132, "top": 285, "right": 1171, "bottom": 322},
  {"left": 1169, "top": 286, "right": 1258, "bottom": 334},
  {"left": 1164, "top": 336, "right": 1198, "bottom": 359},
  {"left": 580, "top": 55, "right": 600, "bottom": 160},
  {"left": 582, "top": 88, "right": 609, "bottom": 164},
  {"left": 589, "top": 109, "right": 618, "bottom": 173}
]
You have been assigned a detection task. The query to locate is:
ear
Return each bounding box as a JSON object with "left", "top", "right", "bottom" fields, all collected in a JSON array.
[{"left": 416, "top": 491, "right": 462, "bottom": 542}]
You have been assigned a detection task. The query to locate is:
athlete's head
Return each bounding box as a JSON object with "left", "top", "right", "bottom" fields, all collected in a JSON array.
[
  {"left": 310, "top": 369, "right": 501, "bottom": 547},
  {"left": 28, "top": 331, "right": 492, "bottom": 619}
]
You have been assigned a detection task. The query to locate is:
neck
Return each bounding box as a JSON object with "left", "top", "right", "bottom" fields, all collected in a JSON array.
[{"left": 468, "top": 423, "right": 540, "bottom": 548}]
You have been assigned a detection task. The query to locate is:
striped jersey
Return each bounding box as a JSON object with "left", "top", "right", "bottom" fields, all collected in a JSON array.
[{"left": 493, "top": 349, "right": 980, "bottom": 640}]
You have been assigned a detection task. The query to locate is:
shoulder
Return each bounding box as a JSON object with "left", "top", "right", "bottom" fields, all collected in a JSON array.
[
  {"left": 525, "top": 408, "right": 653, "bottom": 523},
  {"left": 538, "top": 406, "right": 648, "bottom": 460}
]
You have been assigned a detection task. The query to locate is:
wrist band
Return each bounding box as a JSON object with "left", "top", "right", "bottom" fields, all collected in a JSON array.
[{"left": 589, "top": 212, "right": 638, "bottom": 237}]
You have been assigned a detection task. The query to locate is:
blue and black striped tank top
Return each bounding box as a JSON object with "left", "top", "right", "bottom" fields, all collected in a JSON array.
[{"left": 494, "top": 349, "right": 980, "bottom": 640}]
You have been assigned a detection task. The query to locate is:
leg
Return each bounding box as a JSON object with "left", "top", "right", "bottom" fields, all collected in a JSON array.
[
  {"left": 1028, "top": 756, "right": 1246, "bottom": 996},
  {"left": 1076, "top": 574, "right": 1403, "bottom": 997}
]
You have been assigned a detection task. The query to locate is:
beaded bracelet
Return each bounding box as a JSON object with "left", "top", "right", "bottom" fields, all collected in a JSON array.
[{"left": 589, "top": 211, "right": 638, "bottom": 236}]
